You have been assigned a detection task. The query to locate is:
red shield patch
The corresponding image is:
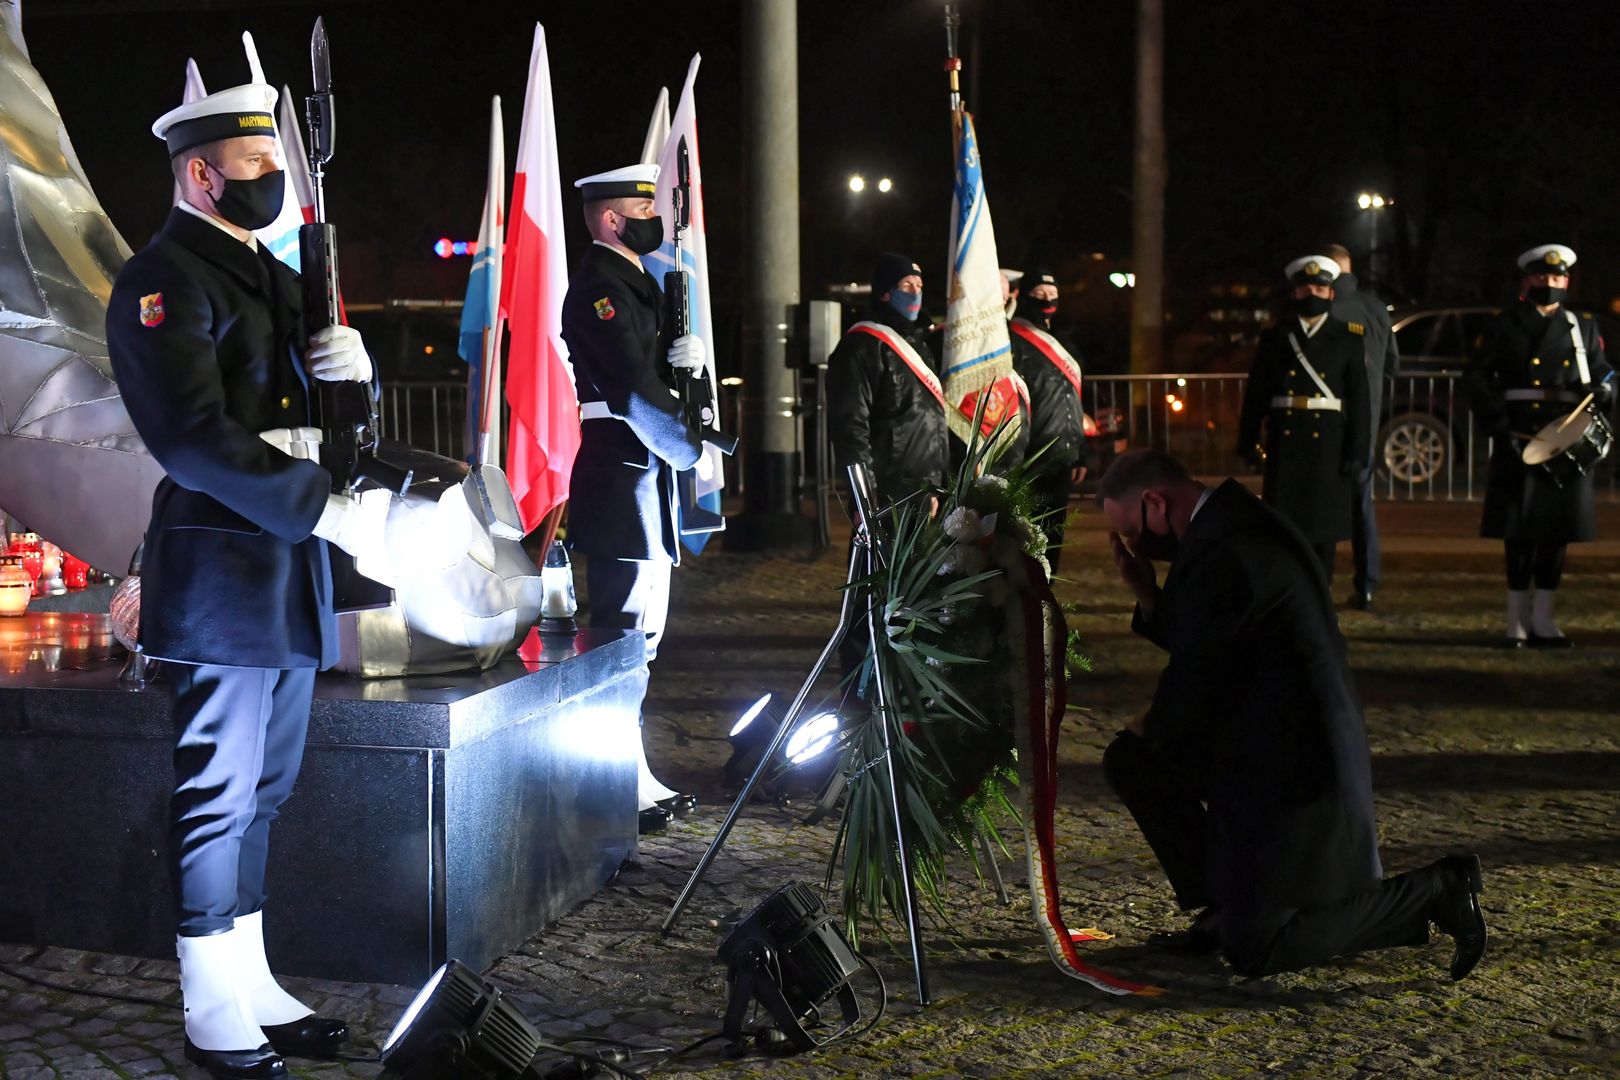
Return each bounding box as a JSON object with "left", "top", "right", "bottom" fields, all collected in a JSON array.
[
  {"left": 139, "top": 293, "right": 165, "bottom": 328},
  {"left": 593, "top": 297, "right": 616, "bottom": 321}
]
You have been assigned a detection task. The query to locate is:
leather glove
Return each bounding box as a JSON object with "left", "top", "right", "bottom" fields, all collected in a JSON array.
[
  {"left": 311, "top": 492, "right": 392, "bottom": 584},
  {"left": 667, "top": 334, "right": 707, "bottom": 372},
  {"left": 306, "top": 324, "right": 374, "bottom": 383}
]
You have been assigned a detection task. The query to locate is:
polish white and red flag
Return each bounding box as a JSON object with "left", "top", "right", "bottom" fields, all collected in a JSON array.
[{"left": 500, "top": 24, "right": 578, "bottom": 533}]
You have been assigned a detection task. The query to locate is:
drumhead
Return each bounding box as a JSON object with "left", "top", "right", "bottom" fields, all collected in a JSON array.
[{"left": 1523, "top": 411, "right": 1598, "bottom": 465}]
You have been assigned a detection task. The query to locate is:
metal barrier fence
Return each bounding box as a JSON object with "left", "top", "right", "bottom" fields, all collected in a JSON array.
[
  {"left": 378, "top": 373, "right": 1614, "bottom": 504},
  {"left": 1084, "top": 371, "right": 1616, "bottom": 502}
]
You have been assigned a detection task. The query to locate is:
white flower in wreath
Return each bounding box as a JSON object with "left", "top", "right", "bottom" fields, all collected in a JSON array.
[
  {"left": 972, "top": 475, "right": 1009, "bottom": 497},
  {"left": 939, "top": 542, "right": 989, "bottom": 578},
  {"left": 942, "top": 506, "right": 982, "bottom": 542}
]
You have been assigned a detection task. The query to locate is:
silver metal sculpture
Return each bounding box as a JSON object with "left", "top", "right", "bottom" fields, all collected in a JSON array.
[{"left": 0, "top": 3, "right": 165, "bottom": 575}]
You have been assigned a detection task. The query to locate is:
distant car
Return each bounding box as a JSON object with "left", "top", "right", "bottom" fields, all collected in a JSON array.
[
  {"left": 1377, "top": 307, "right": 1497, "bottom": 485},
  {"left": 345, "top": 301, "right": 466, "bottom": 383}
]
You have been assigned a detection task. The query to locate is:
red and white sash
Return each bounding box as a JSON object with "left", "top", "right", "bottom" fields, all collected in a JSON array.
[
  {"left": 1011, "top": 318, "right": 1083, "bottom": 398},
  {"left": 959, "top": 372, "right": 1030, "bottom": 437},
  {"left": 850, "top": 321, "right": 946, "bottom": 408}
]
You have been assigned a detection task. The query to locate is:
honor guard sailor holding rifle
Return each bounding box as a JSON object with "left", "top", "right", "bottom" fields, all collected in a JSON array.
[
  {"left": 563, "top": 163, "right": 712, "bottom": 835},
  {"left": 1463, "top": 244, "right": 1614, "bottom": 647},
  {"left": 1237, "top": 254, "right": 1370, "bottom": 583},
  {"left": 106, "top": 83, "right": 386, "bottom": 1078}
]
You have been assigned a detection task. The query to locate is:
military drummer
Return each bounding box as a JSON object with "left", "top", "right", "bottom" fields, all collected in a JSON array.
[
  {"left": 1463, "top": 244, "right": 1614, "bottom": 647},
  {"left": 1237, "top": 255, "right": 1370, "bottom": 582}
]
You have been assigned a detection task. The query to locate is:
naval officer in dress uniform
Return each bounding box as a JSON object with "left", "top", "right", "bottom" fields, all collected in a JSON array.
[
  {"left": 1463, "top": 244, "right": 1614, "bottom": 646},
  {"left": 107, "top": 83, "right": 383, "bottom": 1078},
  {"left": 562, "top": 163, "right": 712, "bottom": 834},
  {"left": 1237, "top": 255, "right": 1371, "bottom": 582}
]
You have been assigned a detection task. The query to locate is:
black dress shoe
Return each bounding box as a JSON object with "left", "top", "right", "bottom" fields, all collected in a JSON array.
[
  {"left": 639, "top": 806, "right": 673, "bottom": 834},
  {"left": 657, "top": 793, "right": 698, "bottom": 818},
  {"left": 1146, "top": 908, "right": 1221, "bottom": 956},
  {"left": 1429, "top": 854, "right": 1486, "bottom": 981},
  {"left": 183, "top": 1037, "right": 288, "bottom": 1079},
  {"left": 1526, "top": 632, "right": 1574, "bottom": 649},
  {"left": 1349, "top": 591, "right": 1374, "bottom": 611},
  {"left": 263, "top": 1016, "right": 348, "bottom": 1060}
]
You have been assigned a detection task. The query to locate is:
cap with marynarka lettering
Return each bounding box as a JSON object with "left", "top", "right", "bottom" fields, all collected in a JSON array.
[
  {"left": 574, "top": 164, "right": 660, "bottom": 202},
  {"left": 152, "top": 83, "right": 278, "bottom": 158}
]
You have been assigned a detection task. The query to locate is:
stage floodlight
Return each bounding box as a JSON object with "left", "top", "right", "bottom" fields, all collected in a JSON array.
[
  {"left": 729, "top": 693, "right": 773, "bottom": 738},
  {"left": 380, "top": 959, "right": 544, "bottom": 1079},
  {"left": 724, "top": 694, "right": 783, "bottom": 786},
  {"left": 784, "top": 712, "right": 839, "bottom": 766},
  {"left": 717, "top": 883, "right": 865, "bottom": 1052}
]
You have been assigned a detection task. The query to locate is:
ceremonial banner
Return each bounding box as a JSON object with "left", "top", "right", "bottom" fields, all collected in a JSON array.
[
  {"left": 240, "top": 33, "right": 306, "bottom": 270},
  {"left": 170, "top": 59, "right": 207, "bottom": 208},
  {"left": 501, "top": 24, "right": 577, "bottom": 532},
  {"left": 459, "top": 97, "right": 504, "bottom": 465},
  {"left": 277, "top": 85, "right": 317, "bottom": 226},
  {"left": 941, "top": 111, "right": 1014, "bottom": 444},
  {"left": 640, "top": 86, "right": 670, "bottom": 166},
  {"left": 646, "top": 54, "right": 726, "bottom": 553}
]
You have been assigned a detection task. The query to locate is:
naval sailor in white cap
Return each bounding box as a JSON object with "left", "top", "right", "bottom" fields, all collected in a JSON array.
[
  {"left": 1463, "top": 244, "right": 1614, "bottom": 647},
  {"left": 106, "top": 80, "right": 384, "bottom": 1078},
  {"left": 1237, "top": 255, "right": 1370, "bottom": 582},
  {"left": 561, "top": 163, "right": 713, "bottom": 834}
]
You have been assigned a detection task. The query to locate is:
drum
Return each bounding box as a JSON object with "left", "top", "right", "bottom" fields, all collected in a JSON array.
[{"left": 1522, "top": 407, "right": 1614, "bottom": 487}]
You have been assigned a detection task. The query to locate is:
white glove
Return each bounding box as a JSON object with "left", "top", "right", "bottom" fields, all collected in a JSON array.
[
  {"left": 311, "top": 492, "right": 393, "bottom": 584},
  {"left": 667, "top": 334, "right": 707, "bottom": 372},
  {"left": 306, "top": 324, "right": 374, "bottom": 383},
  {"left": 259, "top": 427, "right": 322, "bottom": 463},
  {"left": 693, "top": 445, "right": 717, "bottom": 484}
]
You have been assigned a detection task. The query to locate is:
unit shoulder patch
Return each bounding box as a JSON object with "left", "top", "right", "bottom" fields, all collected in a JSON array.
[
  {"left": 593, "top": 297, "right": 616, "bottom": 321},
  {"left": 139, "top": 293, "right": 165, "bottom": 328},
  {"left": 1347, "top": 322, "right": 1365, "bottom": 336}
]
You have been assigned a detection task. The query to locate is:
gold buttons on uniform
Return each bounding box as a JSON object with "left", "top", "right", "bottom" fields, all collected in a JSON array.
[
  {"left": 1532, "top": 357, "right": 1540, "bottom": 365},
  {"left": 280, "top": 396, "right": 291, "bottom": 409},
  {"left": 1531, "top": 379, "right": 1541, "bottom": 387},
  {"left": 1283, "top": 429, "right": 1291, "bottom": 436},
  {"left": 1288, "top": 370, "right": 1297, "bottom": 376},
  {"left": 1312, "top": 431, "right": 1320, "bottom": 438}
]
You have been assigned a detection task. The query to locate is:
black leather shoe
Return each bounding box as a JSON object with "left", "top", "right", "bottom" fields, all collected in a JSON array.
[
  {"left": 1349, "top": 591, "right": 1374, "bottom": 611},
  {"left": 1526, "top": 632, "right": 1574, "bottom": 649},
  {"left": 263, "top": 1016, "right": 348, "bottom": 1060},
  {"left": 1429, "top": 854, "right": 1486, "bottom": 981},
  {"left": 183, "top": 1037, "right": 288, "bottom": 1079},
  {"left": 657, "top": 793, "right": 698, "bottom": 818},
  {"left": 639, "top": 806, "right": 673, "bottom": 834},
  {"left": 1146, "top": 908, "right": 1220, "bottom": 956}
]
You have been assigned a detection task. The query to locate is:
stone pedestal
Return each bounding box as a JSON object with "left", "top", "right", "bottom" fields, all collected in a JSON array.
[{"left": 0, "top": 615, "right": 644, "bottom": 984}]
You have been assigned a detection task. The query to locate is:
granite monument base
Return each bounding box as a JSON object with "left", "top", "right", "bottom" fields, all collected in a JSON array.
[{"left": 0, "top": 614, "right": 644, "bottom": 985}]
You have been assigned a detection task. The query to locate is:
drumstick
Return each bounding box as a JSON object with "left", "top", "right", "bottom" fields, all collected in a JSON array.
[{"left": 1557, "top": 393, "right": 1596, "bottom": 430}]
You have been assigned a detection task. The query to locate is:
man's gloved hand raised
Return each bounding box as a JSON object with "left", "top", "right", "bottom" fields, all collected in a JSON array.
[
  {"left": 311, "top": 491, "right": 392, "bottom": 584},
  {"left": 306, "top": 324, "right": 374, "bottom": 383},
  {"left": 667, "top": 334, "right": 707, "bottom": 372}
]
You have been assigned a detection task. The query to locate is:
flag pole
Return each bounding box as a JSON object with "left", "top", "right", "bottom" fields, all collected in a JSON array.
[{"left": 478, "top": 96, "right": 505, "bottom": 469}]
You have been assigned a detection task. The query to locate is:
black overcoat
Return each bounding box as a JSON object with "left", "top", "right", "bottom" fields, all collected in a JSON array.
[
  {"left": 106, "top": 208, "right": 335, "bottom": 669},
  {"left": 1238, "top": 316, "right": 1370, "bottom": 542},
  {"left": 1135, "top": 480, "right": 1383, "bottom": 913},
  {"left": 563, "top": 242, "right": 704, "bottom": 564},
  {"left": 1463, "top": 302, "right": 1613, "bottom": 542},
  {"left": 1008, "top": 317, "right": 1086, "bottom": 477},
  {"left": 826, "top": 303, "right": 950, "bottom": 508}
]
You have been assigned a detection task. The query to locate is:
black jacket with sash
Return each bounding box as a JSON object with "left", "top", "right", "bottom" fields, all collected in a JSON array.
[
  {"left": 107, "top": 207, "right": 335, "bottom": 669},
  {"left": 1463, "top": 301, "right": 1613, "bottom": 542},
  {"left": 1238, "top": 315, "right": 1370, "bottom": 543},
  {"left": 1008, "top": 317, "right": 1086, "bottom": 476},
  {"left": 1135, "top": 479, "right": 1383, "bottom": 913},
  {"left": 827, "top": 302, "right": 950, "bottom": 508},
  {"left": 563, "top": 242, "right": 704, "bottom": 564}
]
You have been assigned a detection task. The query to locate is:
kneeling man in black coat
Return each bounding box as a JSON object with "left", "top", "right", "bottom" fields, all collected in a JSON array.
[{"left": 1095, "top": 450, "right": 1486, "bottom": 980}]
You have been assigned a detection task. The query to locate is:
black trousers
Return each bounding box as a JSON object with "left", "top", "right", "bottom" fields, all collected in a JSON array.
[
  {"left": 584, "top": 554, "right": 672, "bottom": 710},
  {"left": 1350, "top": 463, "right": 1381, "bottom": 596},
  {"left": 1312, "top": 542, "right": 1338, "bottom": 583},
  {"left": 1103, "top": 732, "right": 1436, "bottom": 977},
  {"left": 168, "top": 663, "right": 316, "bottom": 937},
  {"left": 1504, "top": 540, "right": 1567, "bottom": 591},
  {"left": 1030, "top": 470, "right": 1073, "bottom": 575}
]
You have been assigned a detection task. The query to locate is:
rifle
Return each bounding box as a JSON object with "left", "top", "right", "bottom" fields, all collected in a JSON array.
[
  {"left": 664, "top": 135, "right": 735, "bottom": 536},
  {"left": 299, "top": 16, "right": 411, "bottom": 611}
]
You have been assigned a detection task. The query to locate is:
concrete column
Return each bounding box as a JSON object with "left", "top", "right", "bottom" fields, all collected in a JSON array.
[
  {"left": 1130, "top": 0, "right": 1166, "bottom": 375},
  {"left": 734, "top": 0, "right": 805, "bottom": 546}
]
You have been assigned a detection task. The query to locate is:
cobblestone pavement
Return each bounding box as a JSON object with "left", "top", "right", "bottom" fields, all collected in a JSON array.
[{"left": 3, "top": 500, "right": 1618, "bottom": 1078}]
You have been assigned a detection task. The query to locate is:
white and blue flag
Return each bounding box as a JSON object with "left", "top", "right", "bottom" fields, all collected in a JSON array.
[{"left": 941, "top": 111, "right": 1013, "bottom": 443}]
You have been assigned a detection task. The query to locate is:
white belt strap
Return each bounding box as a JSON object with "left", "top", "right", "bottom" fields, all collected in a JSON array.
[
  {"left": 1270, "top": 396, "right": 1342, "bottom": 411},
  {"left": 580, "top": 400, "right": 613, "bottom": 420},
  {"left": 1286, "top": 333, "right": 1339, "bottom": 403},
  {"left": 259, "top": 426, "right": 322, "bottom": 463},
  {"left": 1564, "top": 310, "right": 1592, "bottom": 385},
  {"left": 1504, "top": 389, "right": 1579, "bottom": 403}
]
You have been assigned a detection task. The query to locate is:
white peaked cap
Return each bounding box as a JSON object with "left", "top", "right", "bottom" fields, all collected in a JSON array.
[
  {"left": 1284, "top": 255, "right": 1342, "bottom": 284},
  {"left": 152, "top": 82, "right": 278, "bottom": 157},
  {"left": 1517, "top": 244, "right": 1577, "bottom": 272},
  {"left": 573, "top": 164, "right": 660, "bottom": 200}
]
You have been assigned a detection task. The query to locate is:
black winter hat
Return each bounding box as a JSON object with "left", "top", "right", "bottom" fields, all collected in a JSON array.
[{"left": 871, "top": 252, "right": 922, "bottom": 297}]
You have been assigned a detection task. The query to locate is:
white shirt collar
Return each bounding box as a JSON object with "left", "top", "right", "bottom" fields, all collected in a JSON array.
[
  {"left": 592, "top": 238, "right": 642, "bottom": 269},
  {"left": 178, "top": 198, "right": 259, "bottom": 251},
  {"left": 1297, "top": 314, "right": 1326, "bottom": 338},
  {"left": 1189, "top": 485, "right": 1213, "bottom": 521}
]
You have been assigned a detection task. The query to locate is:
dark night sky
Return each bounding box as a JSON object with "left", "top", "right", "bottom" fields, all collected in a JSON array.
[{"left": 20, "top": 0, "right": 1620, "bottom": 367}]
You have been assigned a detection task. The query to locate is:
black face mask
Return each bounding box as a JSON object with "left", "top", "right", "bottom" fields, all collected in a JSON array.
[
  {"left": 204, "top": 164, "right": 285, "bottom": 231},
  {"left": 1291, "top": 293, "right": 1333, "bottom": 317},
  {"left": 615, "top": 213, "right": 665, "bottom": 255},
  {"left": 1136, "top": 495, "right": 1180, "bottom": 563},
  {"left": 1528, "top": 285, "right": 1567, "bottom": 306},
  {"left": 1020, "top": 296, "right": 1057, "bottom": 323}
]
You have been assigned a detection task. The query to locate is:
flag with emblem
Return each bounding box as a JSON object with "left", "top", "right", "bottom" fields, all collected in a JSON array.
[
  {"left": 239, "top": 33, "right": 306, "bottom": 270},
  {"left": 459, "top": 96, "right": 504, "bottom": 464},
  {"left": 940, "top": 111, "right": 1014, "bottom": 446},
  {"left": 501, "top": 24, "right": 578, "bottom": 534},
  {"left": 646, "top": 54, "right": 725, "bottom": 553},
  {"left": 640, "top": 86, "right": 670, "bottom": 167}
]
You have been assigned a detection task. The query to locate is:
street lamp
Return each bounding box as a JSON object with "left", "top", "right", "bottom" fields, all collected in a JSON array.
[
  {"left": 1355, "top": 191, "right": 1392, "bottom": 280},
  {"left": 848, "top": 174, "right": 866, "bottom": 193},
  {"left": 877, "top": 177, "right": 893, "bottom": 193}
]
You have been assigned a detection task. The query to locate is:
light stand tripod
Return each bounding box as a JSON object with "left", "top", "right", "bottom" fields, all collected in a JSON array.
[{"left": 661, "top": 464, "right": 932, "bottom": 1005}]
